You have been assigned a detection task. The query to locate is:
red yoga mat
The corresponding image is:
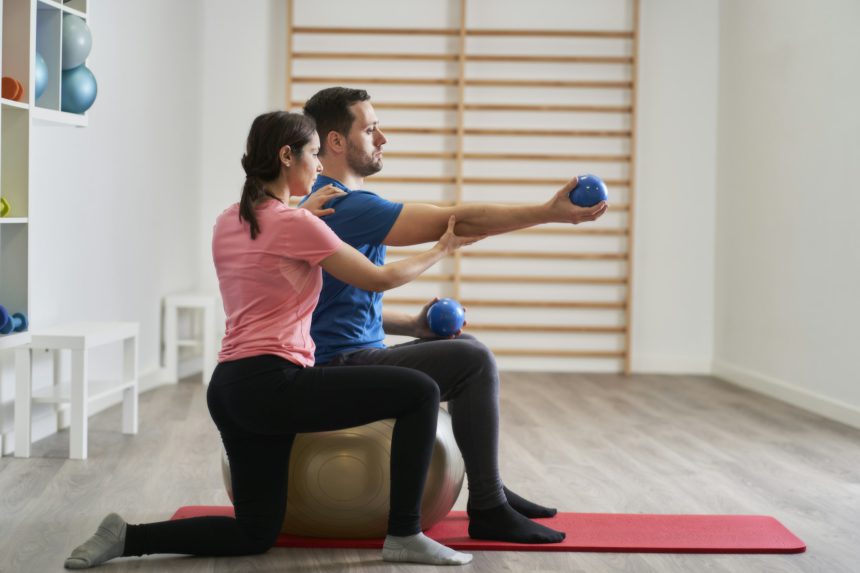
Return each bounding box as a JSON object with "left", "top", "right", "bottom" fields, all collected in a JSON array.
[{"left": 171, "top": 506, "right": 805, "bottom": 554}]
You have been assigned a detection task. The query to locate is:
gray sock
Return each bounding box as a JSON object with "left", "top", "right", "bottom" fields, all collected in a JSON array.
[
  {"left": 382, "top": 532, "right": 472, "bottom": 565},
  {"left": 64, "top": 513, "right": 127, "bottom": 569}
]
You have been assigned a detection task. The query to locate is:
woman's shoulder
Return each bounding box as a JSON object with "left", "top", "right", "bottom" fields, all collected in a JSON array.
[{"left": 214, "top": 203, "right": 240, "bottom": 224}]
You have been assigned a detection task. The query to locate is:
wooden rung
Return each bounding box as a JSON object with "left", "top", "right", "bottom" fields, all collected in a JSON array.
[
  {"left": 415, "top": 274, "right": 456, "bottom": 282},
  {"left": 292, "top": 77, "right": 631, "bottom": 89},
  {"left": 466, "top": 128, "right": 631, "bottom": 137},
  {"left": 467, "top": 79, "right": 632, "bottom": 89},
  {"left": 378, "top": 102, "right": 458, "bottom": 110},
  {"left": 463, "top": 152, "right": 630, "bottom": 162},
  {"left": 467, "top": 324, "right": 626, "bottom": 334},
  {"left": 387, "top": 249, "right": 628, "bottom": 261},
  {"left": 293, "top": 101, "right": 456, "bottom": 111},
  {"left": 293, "top": 26, "right": 459, "bottom": 36},
  {"left": 293, "top": 76, "right": 459, "bottom": 85},
  {"left": 491, "top": 349, "right": 626, "bottom": 358},
  {"left": 463, "top": 177, "right": 629, "bottom": 187},
  {"left": 415, "top": 274, "right": 627, "bottom": 285},
  {"left": 467, "top": 54, "right": 633, "bottom": 64},
  {"left": 384, "top": 127, "right": 458, "bottom": 135},
  {"left": 369, "top": 176, "right": 628, "bottom": 187},
  {"left": 385, "top": 151, "right": 458, "bottom": 160},
  {"left": 467, "top": 29, "right": 633, "bottom": 39},
  {"left": 379, "top": 127, "right": 632, "bottom": 138},
  {"left": 293, "top": 51, "right": 459, "bottom": 61},
  {"left": 466, "top": 251, "right": 627, "bottom": 261},
  {"left": 292, "top": 26, "right": 632, "bottom": 39},
  {"left": 293, "top": 53, "right": 631, "bottom": 65},
  {"left": 384, "top": 298, "right": 626, "bottom": 310},
  {"left": 291, "top": 101, "right": 633, "bottom": 114},
  {"left": 514, "top": 227, "right": 629, "bottom": 236},
  {"left": 464, "top": 103, "right": 632, "bottom": 113}
]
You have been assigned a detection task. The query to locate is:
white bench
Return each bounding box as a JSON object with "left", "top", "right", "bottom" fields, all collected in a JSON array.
[
  {"left": 162, "top": 293, "right": 217, "bottom": 385},
  {"left": 15, "top": 322, "right": 139, "bottom": 460},
  {"left": 0, "top": 332, "right": 33, "bottom": 455}
]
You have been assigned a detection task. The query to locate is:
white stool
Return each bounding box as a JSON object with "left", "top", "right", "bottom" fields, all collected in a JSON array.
[
  {"left": 14, "top": 322, "right": 139, "bottom": 460},
  {"left": 163, "top": 293, "right": 217, "bottom": 385}
]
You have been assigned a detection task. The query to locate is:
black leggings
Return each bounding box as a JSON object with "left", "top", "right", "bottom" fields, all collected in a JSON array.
[{"left": 124, "top": 354, "right": 440, "bottom": 557}]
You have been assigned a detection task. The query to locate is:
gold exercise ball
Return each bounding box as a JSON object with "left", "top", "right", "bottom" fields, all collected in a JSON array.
[{"left": 221, "top": 408, "right": 465, "bottom": 538}]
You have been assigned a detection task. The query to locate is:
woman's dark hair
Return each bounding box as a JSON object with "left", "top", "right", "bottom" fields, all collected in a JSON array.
[
  {"left": 303, "top": 87, "right": 370, "bottom": 155},
  {"left": 240, "top": 111, "right": 316, "bottom": 239}
]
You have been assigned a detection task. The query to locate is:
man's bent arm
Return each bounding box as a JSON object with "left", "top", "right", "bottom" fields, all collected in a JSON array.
[{"left": 382, "top": 307, "right": 423, "bottom": 337}]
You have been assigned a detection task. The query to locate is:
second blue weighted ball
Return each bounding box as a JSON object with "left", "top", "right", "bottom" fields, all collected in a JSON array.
[
  {"left": 569, "top": 174, "right": 609, "bottom": 207},
  {"left": 61, "top": 64, "right": 97, "bottom": 114},
  {"left": 426, "top": 298, "right": 465, "bottom": 337}
]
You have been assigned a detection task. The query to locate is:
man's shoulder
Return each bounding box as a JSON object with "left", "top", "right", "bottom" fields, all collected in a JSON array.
[{"left": 329, "top": 189, "right": 401, "bottom": 214}]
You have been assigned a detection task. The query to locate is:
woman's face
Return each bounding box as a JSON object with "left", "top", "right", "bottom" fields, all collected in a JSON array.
[{"left": 287, "top": 132, "right": 323, "bottom": 196}]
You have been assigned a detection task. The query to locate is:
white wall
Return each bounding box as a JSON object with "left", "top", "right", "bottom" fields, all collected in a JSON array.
[
  {"left": 714, "top": 0, "right": 860, "bottom": 427},
  {"left": 0, "top": 0, "right": 205, "bottom": 449},
  {"left": 194, "top": 0, "right": 720, "bottom": 374},
  {"left": 196, "top": 0, "right": 287, "bottom": 294},
  {"left": 631, "top": 0, "right": 718, "bottom": 373}
]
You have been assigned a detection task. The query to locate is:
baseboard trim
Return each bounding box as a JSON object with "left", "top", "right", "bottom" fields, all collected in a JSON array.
[{"left": 713, "top": 360, "right": 860, "bottom": 430}]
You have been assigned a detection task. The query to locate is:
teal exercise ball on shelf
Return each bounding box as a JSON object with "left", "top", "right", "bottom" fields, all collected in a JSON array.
[
  {"left": 35, "top": 52, "right": 48, "bottom": 99},
  {"left": 62, "top": 14, "right": 92, "bottom": 70},
  {"left": 61, "top": 65, "right": 97, "bottom": 114}
]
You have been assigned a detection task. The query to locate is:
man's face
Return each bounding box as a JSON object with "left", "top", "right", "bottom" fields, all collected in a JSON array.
[{"left": 345, "top": 101, "right": 387, "bottom": 177}]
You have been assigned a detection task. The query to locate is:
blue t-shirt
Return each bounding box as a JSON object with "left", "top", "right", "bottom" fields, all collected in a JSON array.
[{"left": 300, "top": 175, "right": 404, "bottom": 363}]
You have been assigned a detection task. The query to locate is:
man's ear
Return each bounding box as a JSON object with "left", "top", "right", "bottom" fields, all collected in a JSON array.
[{"left": 326, "top": 130, "right": 345, "bottom": 154}]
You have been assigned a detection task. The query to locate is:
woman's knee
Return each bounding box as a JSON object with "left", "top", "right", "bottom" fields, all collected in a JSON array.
[{"left": 236, "top": 514, "right": 283, "bottom": 554}]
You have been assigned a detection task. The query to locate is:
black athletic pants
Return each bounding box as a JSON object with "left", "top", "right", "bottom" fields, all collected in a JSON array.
[{"left": 124, "top": 354, "right": 439, "bottom": 557}]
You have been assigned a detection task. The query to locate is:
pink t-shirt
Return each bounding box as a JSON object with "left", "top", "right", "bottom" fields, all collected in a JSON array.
[{"left": 212, "top": 200, "right": 342, "bottom": 367}]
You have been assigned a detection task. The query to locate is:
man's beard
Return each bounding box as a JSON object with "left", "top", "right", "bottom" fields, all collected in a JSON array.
[{"left": 346, "top": 142, "right": 383, "bottom": 177}]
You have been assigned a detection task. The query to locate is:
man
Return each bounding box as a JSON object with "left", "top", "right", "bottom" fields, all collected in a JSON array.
[{"left": 302, "top": 87, "right": 607, "bottom": 543}]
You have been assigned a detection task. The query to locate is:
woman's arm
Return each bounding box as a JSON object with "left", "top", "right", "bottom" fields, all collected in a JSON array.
[{"left": 320, "top": 216, "right": 480, "bottom": 292}]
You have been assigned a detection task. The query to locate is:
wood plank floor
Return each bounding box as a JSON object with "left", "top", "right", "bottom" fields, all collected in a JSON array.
[{"left": 1, "top": 372, "right": 858, "bottom": 572}]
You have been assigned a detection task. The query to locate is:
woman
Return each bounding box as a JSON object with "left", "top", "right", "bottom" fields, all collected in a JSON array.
[{"left": 64, "top": 111, "right": 479, "bottom": 569}]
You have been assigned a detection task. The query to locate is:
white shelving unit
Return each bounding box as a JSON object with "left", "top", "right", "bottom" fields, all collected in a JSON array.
[{"left": 1, "top": 0, "right": 91, "bottom": 351}]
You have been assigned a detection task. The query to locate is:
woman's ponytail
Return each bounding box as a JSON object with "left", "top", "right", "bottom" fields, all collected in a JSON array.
[{"left": 237, "top": 111, "right": 316, "bottom": 240}]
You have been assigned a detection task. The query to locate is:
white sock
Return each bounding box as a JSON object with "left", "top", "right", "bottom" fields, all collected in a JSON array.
[
  {"left": 382, "top": 532, "right": 473, "bottom": 565},
  {"left": 64, "top": 513, "right": 127, "bottom": 569}
]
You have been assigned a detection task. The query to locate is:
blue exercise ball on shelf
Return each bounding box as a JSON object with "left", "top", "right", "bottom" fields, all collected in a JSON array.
[
  {"left": 61, "top": 64, "right": 97, "bottom": 114},
  {"left": 35, "top": 52, "right": 48, "bottom": 99},
  {"left": 62, "top": 14, "right": 92, "bottom": 70}
]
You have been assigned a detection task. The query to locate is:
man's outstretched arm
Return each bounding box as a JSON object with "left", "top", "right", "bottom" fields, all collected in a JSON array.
[{"left": 382, "top": 177, "right": 608, "bottom": 246}]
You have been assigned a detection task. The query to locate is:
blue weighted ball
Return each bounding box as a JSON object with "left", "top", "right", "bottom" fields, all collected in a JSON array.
[
  {"left": 35, "top": 52, "right": 48, "bottom": 100},
  {"left": 62, "top": 15, "right": 92, "bottom": 70},
  {"left": 61, "top": 64, "right": 97, "bottom": 114},
  {"left": 426, "top": 298, "right": 465, "bottom": 337},
  {"left": 569, "top": 174, "right": 609, "bottom": 207}
]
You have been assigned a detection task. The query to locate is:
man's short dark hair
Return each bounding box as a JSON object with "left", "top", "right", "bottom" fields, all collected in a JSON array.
[{"left": 303, "top": 87, "right": 371, "bottom": 155}]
